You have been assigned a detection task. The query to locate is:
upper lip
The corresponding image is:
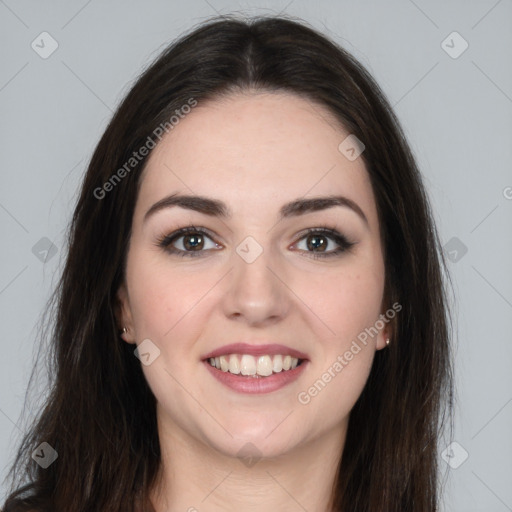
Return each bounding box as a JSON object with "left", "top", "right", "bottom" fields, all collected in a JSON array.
[{"left": 202, "top": 343, "right": 309, "bottom": 361}]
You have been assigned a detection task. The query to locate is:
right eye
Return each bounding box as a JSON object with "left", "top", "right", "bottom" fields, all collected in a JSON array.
[{"left": 156, "top": 226, "right": 222, "bottom": 257}]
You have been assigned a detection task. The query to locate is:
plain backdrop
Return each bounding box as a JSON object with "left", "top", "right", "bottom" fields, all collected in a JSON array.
[{"left": 1, "top": 1, "right": 511, "bottom": 511}]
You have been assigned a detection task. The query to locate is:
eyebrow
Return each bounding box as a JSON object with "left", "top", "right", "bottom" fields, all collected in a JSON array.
[{"left": 143, "top": 193, "right": 369, "bottom": 226}]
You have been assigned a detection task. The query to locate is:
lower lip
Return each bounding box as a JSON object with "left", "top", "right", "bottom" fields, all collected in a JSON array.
[{"left": 203, "top": 359, "right": 308, "bottom": 394}]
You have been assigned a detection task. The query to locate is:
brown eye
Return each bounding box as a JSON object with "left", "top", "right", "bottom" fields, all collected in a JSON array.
[
  {"left": 182, "top": 233, "right": 204, "bottom": 251},
  {"left": 305, "top": 233, "right": 328, "bottom": 252},
  {"left": 293, "top": 228, "right": 356, "bottom": 259},
  {"left": 157, "top": 227, "right": 221, "bottom": 258}
]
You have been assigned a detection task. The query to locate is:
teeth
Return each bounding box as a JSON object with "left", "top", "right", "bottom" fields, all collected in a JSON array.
[
  {"left": 208, "top": 354, "right": 301, "bottom": 377},
  {"left": 273, "top": 354, "right": 283, "bottom": 372},
  {"left": 240, "top": 354, "right": 257, "bottom": 376},
  {"left": 219, "top": 355, "right": 229, "bottom": 372},
  {"left": 228, "top": 354, "right": 240, "bottom": 374},
  {"left": 257, "top": 355, "right": 273, "bottom": 376}
]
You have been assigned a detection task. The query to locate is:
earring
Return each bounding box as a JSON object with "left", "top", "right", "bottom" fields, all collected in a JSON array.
[
  {"left": 385, "top": 338, "right": 390, "bottom": 346},
  {"left": 121, "top": 327, "right": 127, "bottom": 335}
]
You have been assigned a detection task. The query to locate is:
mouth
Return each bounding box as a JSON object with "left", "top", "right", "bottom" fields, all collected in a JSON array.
[
  {"left": 201, "top": 342, "right": 309, "bottom": 392},
  {"left": 205, "top": 353, "right": 306, "bottom": 378}
]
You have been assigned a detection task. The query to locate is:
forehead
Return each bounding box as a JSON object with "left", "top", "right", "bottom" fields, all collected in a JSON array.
[{"left": 135, "top": 91, "right": 378, "bottom": 228}]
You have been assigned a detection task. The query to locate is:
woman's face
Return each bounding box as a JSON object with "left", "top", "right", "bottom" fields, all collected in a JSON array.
[{"left": 117, "top": 91, "right": 389, "bottom": 459}]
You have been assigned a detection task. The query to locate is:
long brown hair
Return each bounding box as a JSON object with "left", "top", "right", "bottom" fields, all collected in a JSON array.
[{"left": 2, "top": 14, "right": 454, "bottom": 511}]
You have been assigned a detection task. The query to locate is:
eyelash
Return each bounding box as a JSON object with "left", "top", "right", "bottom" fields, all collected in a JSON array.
[{"left": 155, "top": 225, "right": 356, "bottom": 260}]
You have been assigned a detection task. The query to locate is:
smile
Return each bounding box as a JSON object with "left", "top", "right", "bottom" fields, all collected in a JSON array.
[
  {"left": 202, "top": 342, "right": 309, "bottom": 394},
  {"left": 207, "top": 354, "right": 303, "bottom": 377}
]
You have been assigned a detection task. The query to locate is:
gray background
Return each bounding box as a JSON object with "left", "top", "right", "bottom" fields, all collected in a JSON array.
[{"left": 1, "top": 1, "right": 511, "bottom": 510}]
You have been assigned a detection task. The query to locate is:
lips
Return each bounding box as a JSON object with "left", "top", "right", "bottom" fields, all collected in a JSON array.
[{"left": 201, "top": 342, "right": 309, "bottom": 394}]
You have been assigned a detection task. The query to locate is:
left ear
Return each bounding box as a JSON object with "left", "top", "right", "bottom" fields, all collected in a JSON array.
[
  {"left": 376, "top": 293, "right": 396, "bottom": 350},
  {"left": 376, "top": 306, "right": 394, "bottom": 350},
  {"left": 376, "top": 325, "right": 392, "bottom": 350}
]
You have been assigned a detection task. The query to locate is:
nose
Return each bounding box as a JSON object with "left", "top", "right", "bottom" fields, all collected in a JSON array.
[{"left": 221, "top": 240, "right": 290, "bottom": 327}]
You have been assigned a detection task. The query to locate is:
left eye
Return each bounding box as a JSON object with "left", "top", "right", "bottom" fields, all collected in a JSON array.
[
  {"left": 295, "top": 232, "right": 336, "bottom": 252},
  {"left": 292, "top": 229, "right": 354, "bottom": 258}
]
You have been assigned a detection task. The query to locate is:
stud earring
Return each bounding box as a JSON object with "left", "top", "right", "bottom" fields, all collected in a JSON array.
[
  {"left": 385, "top": 338, "right": 390, "bottom": 346},
  {"left": 121, "top": 327, "right": 128, "bottom": 335}
]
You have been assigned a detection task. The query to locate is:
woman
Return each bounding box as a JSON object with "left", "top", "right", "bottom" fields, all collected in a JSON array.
[{"left": 2, "top": 14, "right": 454, "bottom": 512}]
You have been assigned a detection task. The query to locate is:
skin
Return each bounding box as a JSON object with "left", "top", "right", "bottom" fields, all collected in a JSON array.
[{"left": 116, "top": 91, "right": 391, "bottom": 511}]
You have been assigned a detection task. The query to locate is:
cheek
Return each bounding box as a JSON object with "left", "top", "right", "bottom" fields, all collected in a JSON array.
[
  {"left": 303, "top": 347, "right": 375, "bottom": 425},
  {"left": 125, "top": 251, "right": 213, "bottom": 412},
  {"left": 297, "top": 272, "right": 380, "bottom": 423},
  {"left": 126, "top": 248, "right": 211, "bottom": 338},
  {"left": 295, "top": 260, "right": 384, "bottom": 421},
  {"left": 302, "top": 262, "right": 385, "bottom": 342}
]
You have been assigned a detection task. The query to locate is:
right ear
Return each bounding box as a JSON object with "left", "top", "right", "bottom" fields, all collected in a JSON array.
[{"left": 115, "top": 282, "right": 136, "bottom": 344}]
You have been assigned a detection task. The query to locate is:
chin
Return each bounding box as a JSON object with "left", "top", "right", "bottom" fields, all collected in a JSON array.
[{"left": 207, "top": 421, "right": 302, "bottom": 460}]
